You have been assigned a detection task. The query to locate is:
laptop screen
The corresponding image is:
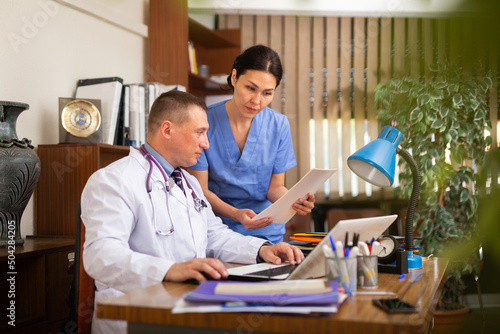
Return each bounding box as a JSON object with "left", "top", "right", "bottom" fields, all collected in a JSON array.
[{"left": 226, "top": 214, "right": 398, "bottom": 281}]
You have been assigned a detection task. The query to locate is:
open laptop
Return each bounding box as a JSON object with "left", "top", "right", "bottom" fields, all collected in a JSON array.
[{"left": 227, "top": 214, "right": 398, "bottom": 281}]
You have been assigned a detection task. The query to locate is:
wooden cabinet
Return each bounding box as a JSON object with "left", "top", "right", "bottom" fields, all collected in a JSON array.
[
  {"left": 149, "top": 0, "right": 240, "bottom": 99},
  {"left": 0, "top": 237, "right": 75, "bottom": 333},
  {"left": 36, "top": 144, "right": 129, "bottom": 236}
]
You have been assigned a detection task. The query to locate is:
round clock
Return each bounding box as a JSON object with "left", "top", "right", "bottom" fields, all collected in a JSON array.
[
  {"left": 376, "top": 235, "right": 400, "bottom": 264},
  {"left": 61, "top": 99, "right": 101, "bottom": 138}
]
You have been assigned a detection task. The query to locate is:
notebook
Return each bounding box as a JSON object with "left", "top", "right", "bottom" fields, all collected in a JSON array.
[{"left": 227, "top": 214, "right": 397, "bottom": 281}]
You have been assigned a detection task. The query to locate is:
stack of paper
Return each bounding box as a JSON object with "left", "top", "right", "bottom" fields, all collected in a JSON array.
[{"left": 172, "top": 279, "right": 347, "bottom": 314}]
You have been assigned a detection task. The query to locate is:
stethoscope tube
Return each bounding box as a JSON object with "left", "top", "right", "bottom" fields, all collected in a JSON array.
[{"left": 140, "top": 145, "right": 207, "bottom": 210}]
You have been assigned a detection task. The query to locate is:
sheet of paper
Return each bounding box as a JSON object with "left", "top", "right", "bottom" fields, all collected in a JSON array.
[
  {"left": 253, "top": 168, "right": 336, "bottom": 224},
  {"left": 213, "top": 279, "right": 331, "bottom": 295}
]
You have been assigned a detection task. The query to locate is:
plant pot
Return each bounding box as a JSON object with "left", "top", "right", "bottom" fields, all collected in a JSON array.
[
  {"left": 0, "top": 101, "right": 41, "bottom": 247},
  {"left": 432, "top": 304, "right": 470, "bottom": 334}
]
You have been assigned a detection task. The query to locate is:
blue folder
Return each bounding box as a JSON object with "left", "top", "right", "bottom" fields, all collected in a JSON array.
[{"left": 184, "top": 280, "right": 339, "bottom": 306}]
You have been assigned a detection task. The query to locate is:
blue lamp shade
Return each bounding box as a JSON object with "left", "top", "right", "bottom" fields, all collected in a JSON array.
[{"left": 347, "top": 126, "right": 403, "bottom": 188}]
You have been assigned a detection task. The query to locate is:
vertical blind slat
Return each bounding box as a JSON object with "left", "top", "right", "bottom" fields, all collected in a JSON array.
[
  {"left": 393, "top": 18, "right": 406, "bottom": 77},
  {"left": 297, "top": 16, "right": 312, "bottom": 178},
  {"left": 225, "top": 15, "right": 240, "bottom": 29},
  {"left": 313, "top": 17, "right": 325, "bottom": 196},
  {"left": 408, "top": 18, "right": 420, "bottom": 78},
  {"left": 422, "top": 18, "right": 433, "bottom": 82},
  {"left": 326, "top": 17, "right": 340, "bottom": 198},
  {"left": 255, "top": 15, "right": 269, "bottom": 45},
  {"left": 379, "top": 18, "right": 392, "bottom": 83},
  {"left": 241, "top": 15, "right": 255, "bottom": 51},
  {"left": 269, "top": 15, "right": 283, "bottom": 114},
  {"left": 353, "top": 17, "right": 366, "bottom": 197},
  {"left": 340, "top": 17, "right": 352, "bottom": 198},
  {"left": 366, "top": 17, "right": 381, "bottom": 197},
  {"left": 283, "top": 16, "right": 299, "bottom": 187}
]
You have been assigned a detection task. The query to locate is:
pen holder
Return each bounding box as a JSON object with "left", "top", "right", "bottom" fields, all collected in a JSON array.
[
  {"left": 325, "top": 256, "right": 357, "bottom": 295},
  {"left": 357, "top": 255, "right": 378, "bottom": 289}
]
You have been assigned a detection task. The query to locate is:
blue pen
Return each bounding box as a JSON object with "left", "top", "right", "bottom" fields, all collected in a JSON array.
[
  {"left": 329, "top": 235, "right": 336, "bottom": 251},
  {"left": 370, "top": 237, "right": 375, "bottom": 245}
]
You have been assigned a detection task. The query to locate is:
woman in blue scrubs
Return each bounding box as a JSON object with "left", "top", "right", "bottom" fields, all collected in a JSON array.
[{"left": 187, "top": 45, "right": 315, "bottom": 244}]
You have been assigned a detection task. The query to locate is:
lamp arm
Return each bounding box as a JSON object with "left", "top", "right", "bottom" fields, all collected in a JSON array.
[{"left": 396, "top": 147, "right": 421, "bottom": 253}]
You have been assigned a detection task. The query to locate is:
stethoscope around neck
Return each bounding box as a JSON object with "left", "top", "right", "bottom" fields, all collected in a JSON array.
[{"left": 139, "top": 145, "right": 207, "bottom": 235}]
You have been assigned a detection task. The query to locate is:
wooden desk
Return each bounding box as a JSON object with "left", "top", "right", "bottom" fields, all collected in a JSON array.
[{"left": 97, "top": 258, "right": 448, "bottom": 334}]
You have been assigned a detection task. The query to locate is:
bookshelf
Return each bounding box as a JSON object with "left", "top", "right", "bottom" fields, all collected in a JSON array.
[{"left": 148, "top": 0, "right": 240, "bottom": 99}]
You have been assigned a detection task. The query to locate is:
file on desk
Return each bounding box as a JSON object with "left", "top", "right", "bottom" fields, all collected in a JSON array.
[{"left": 183, "top": 279, "right": 339, "bottom": 306}]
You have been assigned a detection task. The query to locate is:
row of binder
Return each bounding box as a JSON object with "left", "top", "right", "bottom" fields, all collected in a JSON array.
[{"left": 74, "top": 77, "right": 185, "bottom": 147}]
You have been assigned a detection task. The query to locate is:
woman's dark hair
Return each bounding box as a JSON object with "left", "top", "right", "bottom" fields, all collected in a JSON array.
[{"left": 226, "top": 44, "right": 283, "bottom": 89}]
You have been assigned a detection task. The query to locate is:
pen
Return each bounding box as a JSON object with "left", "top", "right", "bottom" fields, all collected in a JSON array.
[
  {"left": 329, "top": 235, "right": 336, "bottom": 252},
  {"left": 353, "top": 233, "right": 359, "bottom": 247},
  {"left": 344, "top": 232, "right": 349, "bottom": 248}
]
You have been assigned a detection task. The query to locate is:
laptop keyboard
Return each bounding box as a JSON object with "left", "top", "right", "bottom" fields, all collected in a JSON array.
[{"left": 248, "top": 264, "right": 297, "bottom": 278}]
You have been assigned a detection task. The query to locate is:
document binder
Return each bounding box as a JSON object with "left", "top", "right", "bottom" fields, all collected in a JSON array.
[{"left": 75, "top": 77, "right": 123, "bottom": 145}]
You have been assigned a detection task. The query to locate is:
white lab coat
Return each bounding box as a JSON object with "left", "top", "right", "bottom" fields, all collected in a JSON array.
[{"left": 81, "top": 147, "right": 266, "bottom": 334}]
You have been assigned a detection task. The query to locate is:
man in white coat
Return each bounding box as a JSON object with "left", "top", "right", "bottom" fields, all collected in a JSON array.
[{"left": 81, "top": 90, "right": 304, "bottom": 333}]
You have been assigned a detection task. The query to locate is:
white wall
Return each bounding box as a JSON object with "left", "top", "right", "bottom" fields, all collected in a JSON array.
[
  {"left": 0, "top": 0, "right": 147, "bottom": 237},
  {"left": 188, "top": 0, "right": 473, "bottom": 17}
]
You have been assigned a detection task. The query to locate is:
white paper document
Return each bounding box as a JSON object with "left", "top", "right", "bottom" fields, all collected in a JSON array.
[
  {"left": 172, "top": 299, "right": 340, "bottom": 314},
  {"left": 253, "top": 168, "right": 336, "bottom": 224}
]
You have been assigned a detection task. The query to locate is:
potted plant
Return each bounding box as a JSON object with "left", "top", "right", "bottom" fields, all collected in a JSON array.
[{"left": 374, "top": 62, "right": 494, "bottom": 330}]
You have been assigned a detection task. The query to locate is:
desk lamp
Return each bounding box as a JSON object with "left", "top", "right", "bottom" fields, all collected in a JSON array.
[{"left": 347, "top": 125, "right": 422, "bottom": 270}]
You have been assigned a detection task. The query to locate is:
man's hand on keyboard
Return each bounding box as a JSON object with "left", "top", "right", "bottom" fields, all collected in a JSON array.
[{"left": 258, "top": 242, "right": 304, "bottom": 265}]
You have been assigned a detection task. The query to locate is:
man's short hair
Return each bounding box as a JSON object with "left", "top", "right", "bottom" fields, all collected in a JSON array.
[{"left": 148, "top": 90, "right": 208, "bottom": 134}]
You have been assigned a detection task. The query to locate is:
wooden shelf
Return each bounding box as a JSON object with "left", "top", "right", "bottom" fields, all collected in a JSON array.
[
  {"left": 189, "top": 72, "right": 232, "bottom": 97},
  {"left": 189, "top": 18, "right": 239, "bottom": 48},
  {"left": 36, "top": 143, "right": 130, "bottom": 236},
  {"left": 149, "top": 0, "right": 240, "bottom": 98}
]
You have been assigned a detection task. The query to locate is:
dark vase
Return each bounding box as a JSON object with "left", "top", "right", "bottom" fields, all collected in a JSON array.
[{"left": 0, "top": 101, "right": 41, "bottom": 247}]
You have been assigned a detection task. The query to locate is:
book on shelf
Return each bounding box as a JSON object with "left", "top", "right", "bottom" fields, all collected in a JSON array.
[
  {"left": 188, "top": 40, "right": 198, "bottom": 74},
  {"left": 122, "top": 83, "right": 186, "bottom": 147}
]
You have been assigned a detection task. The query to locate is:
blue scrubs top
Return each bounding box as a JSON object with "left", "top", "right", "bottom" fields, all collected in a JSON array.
[{"left": 190, "top": 100, "right": 297, "bottom": 243}]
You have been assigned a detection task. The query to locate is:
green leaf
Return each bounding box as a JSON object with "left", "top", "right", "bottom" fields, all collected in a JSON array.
[
  {"left": 418, "top": 94, "right": 431, "bottom": 106},
  {"left": 430, "top": 88, "right": 444, "bottom": 99},
  {"left": 447, "top": 83, "right": 459, "bottom": 94},
  {"left": 480, "top": 77, "right": 493, "bottom": 93},
  {"left": 410, "top": 107, "right": 423, "bottom": 122},
  {"left": 470, "top": 99, "right": 479, "bottom": 111},
  {"left": 452, "top": 94, "right": 463, "bottom": 108},
  {"left": 448, "top": 128, "right": 459, "bottom": 141},
  {"left": 460, "top": 189, "right": 470, "bottom": 203},
  {"left": 431, "top": 119, "right": 445, "bottom": 129},
  {"left": 474, "top": 109, "right": 486, "bottom": 121},
  {"left": 427, "top": 110, "right": 437, "bottom": 122},
  {"left": 439, "top": 107, "right": 449, "bottom": 118}
]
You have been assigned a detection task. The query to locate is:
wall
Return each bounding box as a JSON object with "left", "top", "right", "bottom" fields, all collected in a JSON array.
[
  {"left": 188, "top": 0, "right": 472, "bottom": 17},
  {"left": 0, "top": 0, "right": 147, "bottom": 237}
]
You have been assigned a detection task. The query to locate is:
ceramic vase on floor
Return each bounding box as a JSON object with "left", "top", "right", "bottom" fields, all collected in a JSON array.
[{"left": 0, "top": 101, "right": 41, "bottom": 247}]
